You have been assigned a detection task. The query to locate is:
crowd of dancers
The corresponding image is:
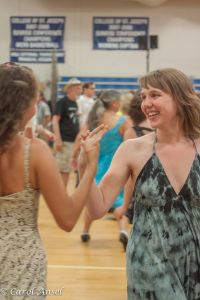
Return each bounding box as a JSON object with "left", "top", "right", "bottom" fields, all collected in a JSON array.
[{"left": 0, "top": 62, "right": 200, "bottom": 299}]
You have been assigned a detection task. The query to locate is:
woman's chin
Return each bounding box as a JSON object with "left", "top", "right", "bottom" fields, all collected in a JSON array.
[{"left": 149, "top": 120, "right": 159, "bottom": 128}]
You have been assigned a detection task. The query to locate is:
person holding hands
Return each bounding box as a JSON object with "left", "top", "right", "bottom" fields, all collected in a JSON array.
[{"left": 79, "top": 68, "right": 200, "bottom": 299}]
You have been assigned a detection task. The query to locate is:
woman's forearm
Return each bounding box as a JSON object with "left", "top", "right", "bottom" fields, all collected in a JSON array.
[
  {"left": 79, "top": 165, "right": 107, "bottom": 219},
  {"left": 70, "top": 163, "right": 97, "bottom": 223}
]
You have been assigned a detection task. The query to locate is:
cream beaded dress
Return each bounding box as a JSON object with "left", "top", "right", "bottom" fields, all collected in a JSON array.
[{"left": 0, "top": 139, "right": 47, "bottom": 299}]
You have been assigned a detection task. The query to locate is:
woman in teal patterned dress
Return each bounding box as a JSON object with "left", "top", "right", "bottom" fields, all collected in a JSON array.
[{"left": 79, "top": 68, "right": 200, "bottom": 299}]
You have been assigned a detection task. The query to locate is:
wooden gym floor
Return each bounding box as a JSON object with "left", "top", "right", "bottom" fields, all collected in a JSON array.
[{"left": 39, "top": 172, "right": 131, "bottom": 300}]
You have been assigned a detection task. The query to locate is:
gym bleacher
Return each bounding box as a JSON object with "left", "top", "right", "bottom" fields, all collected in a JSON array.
[{"left": 57, "top": 76, "right": 200, "bottom": 100}]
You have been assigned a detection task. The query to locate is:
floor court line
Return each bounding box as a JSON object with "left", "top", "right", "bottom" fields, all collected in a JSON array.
[{"left": 48, "top": 264, "right": 125, "bottom": 271}]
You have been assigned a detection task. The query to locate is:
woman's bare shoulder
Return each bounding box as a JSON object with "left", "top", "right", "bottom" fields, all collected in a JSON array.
[
  {"left": 124, "top": 127, "right": 137, "bottom": 140},
  {"left": 30, "top": 138, "right": 54, "bottom": 165},
  {"left": 119, "top": 132, "right": 155, "bottom": 178},
  {"left": 10, "top": 135, "right": 48, "bottom": 154},
  {"left": 123, "top": 131, "right": 155, "bottom": 149},
  {"left": 30, "top": 137, "right": 50, "bottom": 149},
  {"left": 114, "top": 132, "right": 155, "bottom": 166}
]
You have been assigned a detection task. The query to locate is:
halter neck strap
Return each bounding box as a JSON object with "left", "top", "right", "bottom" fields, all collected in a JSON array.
[
  {"left": 153, "top": 133, "right": 198, "bottom": 154},
  {"left": 153, "top": 132, "right": 157, "bottom": 153}
]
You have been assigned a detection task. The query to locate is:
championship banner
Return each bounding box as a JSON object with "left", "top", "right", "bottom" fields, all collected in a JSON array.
[
  {"left": 10, "top": 16, "right": 65, "bottom": 63},
  {"left": 93, "top": 17, "right": 149, "bottom": 50}
]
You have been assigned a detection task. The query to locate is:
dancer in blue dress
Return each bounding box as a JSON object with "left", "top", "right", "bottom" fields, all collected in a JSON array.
[
  {"left": 81, "top": 90, "right": 131, "bottom": 250},
  {"left": 95, "top": 115, "right": 125, "bottom": 208},
  {"left": 79, "top": 68, "right": 200, "bottom": 299}
]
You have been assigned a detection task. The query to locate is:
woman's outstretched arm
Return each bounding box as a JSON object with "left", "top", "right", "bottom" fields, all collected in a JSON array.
[
  {"left": 78, "top": 139, "right": 132, "bottom": 219},
  {"left": 33, "top": 125, "right": 106, "bottom": 231}
]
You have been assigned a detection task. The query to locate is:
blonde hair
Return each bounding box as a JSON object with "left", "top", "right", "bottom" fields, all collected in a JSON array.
[
  {"left": 120, "top": 91, "right": 135, "bottom": 115},
  {"left": 140, "top": 68, "right": 200, "bottom": 138}
]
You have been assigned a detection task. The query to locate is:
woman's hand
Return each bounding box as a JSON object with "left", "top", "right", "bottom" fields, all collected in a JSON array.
[{"left": 78, "top": 124, "right": 107, "bottom": 170}]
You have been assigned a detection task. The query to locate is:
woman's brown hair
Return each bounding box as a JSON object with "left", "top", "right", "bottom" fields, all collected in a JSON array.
[
  {"left": 140, "top": 68, "right": 200, "bottom": 138},
  {"left": 0, "top": 63, "right": 38, "bottom": 152}
]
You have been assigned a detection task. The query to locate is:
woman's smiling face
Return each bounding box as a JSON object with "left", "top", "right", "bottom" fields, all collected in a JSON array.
[{"left": 140, "top": 85, "right": 179, "bottom": 129}]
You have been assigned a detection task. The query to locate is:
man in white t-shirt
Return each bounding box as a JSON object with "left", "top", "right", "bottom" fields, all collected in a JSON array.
[{"left": 77, "top": 82, "right": 96, "bottom": 127}]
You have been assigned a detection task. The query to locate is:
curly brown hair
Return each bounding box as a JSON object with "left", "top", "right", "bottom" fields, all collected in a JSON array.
[{"left": 0, "top": 63, "right": 38, "bottom": 152}]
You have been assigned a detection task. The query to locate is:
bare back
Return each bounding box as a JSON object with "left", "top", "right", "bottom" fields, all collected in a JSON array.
[
  {"left": 0, "top": 136, "right": 38, "bottom": 196},
  {"left": 100, "top": 111, "right": 131, "bottom": 137},
  {"left": 100, "top": 112, "right": 122, "bottom": 130}
]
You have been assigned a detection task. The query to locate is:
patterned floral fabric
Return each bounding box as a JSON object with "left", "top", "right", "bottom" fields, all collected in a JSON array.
[
  {"left": 0, "top": 140, "right": 47, "bottom": 299},
  {"left": 127, "top": 139, "right": 200, "bottom": 300}
]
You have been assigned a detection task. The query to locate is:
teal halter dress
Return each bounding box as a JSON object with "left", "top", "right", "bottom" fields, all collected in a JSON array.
[{"left": 127, "top": 137, "right": 200, "bottom": 299}]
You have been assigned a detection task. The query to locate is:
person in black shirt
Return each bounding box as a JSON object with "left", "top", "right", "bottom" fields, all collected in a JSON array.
[{"left": 53, "top": 78, "right": 82, "bottom": 188}]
